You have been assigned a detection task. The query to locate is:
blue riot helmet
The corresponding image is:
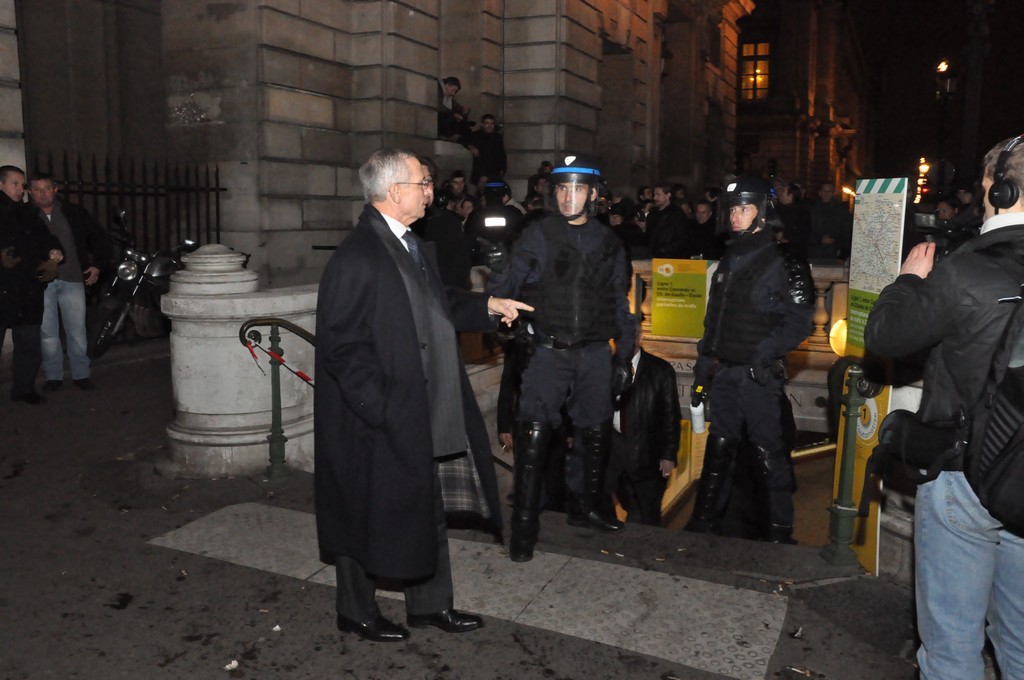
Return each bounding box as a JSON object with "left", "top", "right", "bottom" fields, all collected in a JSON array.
[
  {"left": 482, "top": 181, "right": 511, "bottom": 207},
  {"left": 546, "top": 153, "right": 602, "bottom": 221},
  {"left": 718, "top": 175, "right": 772, "bottom": 236}
]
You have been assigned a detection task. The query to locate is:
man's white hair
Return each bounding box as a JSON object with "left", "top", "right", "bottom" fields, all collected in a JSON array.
[{"left": 359, "top": 148, "right": 415, "bottom": 203}]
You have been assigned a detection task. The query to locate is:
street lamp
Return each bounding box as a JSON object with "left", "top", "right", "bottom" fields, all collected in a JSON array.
[{"left": 935, "top": 58, "right": 957, "bottom": 163}]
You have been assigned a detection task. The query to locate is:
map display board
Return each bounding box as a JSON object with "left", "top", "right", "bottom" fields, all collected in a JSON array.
[
  {"left": 846, "top": 178, "right": 908, "bottom": 353},
  {"left": 836, "top": 178, "right": 907, "bottom": 574},
  {"left": 650, "top": 259, "right": 709, "bottom": 337}
]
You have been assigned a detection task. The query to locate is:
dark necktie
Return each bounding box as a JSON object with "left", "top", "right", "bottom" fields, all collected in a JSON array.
[{"left": 402, "top": 232, "right": 424, "bottom": 271}]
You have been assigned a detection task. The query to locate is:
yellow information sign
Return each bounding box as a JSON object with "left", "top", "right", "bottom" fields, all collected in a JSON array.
[{"left": 650, "top": 259, "right": 709, "bottom": 337}]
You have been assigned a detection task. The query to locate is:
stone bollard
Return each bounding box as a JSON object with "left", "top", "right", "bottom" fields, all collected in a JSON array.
[{"left": 159, "top": 244, "right": 318, "bottom": 478}]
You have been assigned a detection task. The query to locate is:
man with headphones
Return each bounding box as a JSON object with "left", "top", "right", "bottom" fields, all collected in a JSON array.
[{"left": 865, "top": 136, "right": 1024, "bottom": 680}]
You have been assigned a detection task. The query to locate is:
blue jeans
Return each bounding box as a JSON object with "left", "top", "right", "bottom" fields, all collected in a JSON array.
[
  {"left": 41, "top": 280, "right": 90, "bottom": 381},
  {"left": 915, "top": 471, "right": 1024, "bottom": 680}
]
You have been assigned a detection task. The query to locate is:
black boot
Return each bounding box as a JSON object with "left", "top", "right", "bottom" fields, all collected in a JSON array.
[
  {"left": 509, "top": 422, "right": 553, "bottom": 562},
  {"left": 685, "top": 436, "right": 737, "bottom": 535},
  {"left": 568, "top": 422, "right": 623, "bottom": 532},
  {"left": 768, "top": 523, "right": 797, "bottom": 544},
  {"left": 751, "top": 443, "right": 796, "bottom": 543}
]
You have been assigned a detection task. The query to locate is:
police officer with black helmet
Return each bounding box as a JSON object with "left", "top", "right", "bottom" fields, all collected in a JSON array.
[
  {"left": 486, "top": 153, "right": 636, "bottom": 562},
  {"left": 686, "top": 175, "right": 814, "bottom": 543}
]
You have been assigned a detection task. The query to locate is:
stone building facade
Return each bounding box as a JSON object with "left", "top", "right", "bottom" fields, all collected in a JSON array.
[
  {"left": 734, "top": 0, "right": 874, "bottom": 198},
  {"left": 12, "top": 0, "right": 760, "bottom": 287}
]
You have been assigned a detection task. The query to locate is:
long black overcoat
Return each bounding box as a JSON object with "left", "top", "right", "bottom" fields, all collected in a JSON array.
[{"left": 314, "top": 205, "right": 502, "bottom": 580}]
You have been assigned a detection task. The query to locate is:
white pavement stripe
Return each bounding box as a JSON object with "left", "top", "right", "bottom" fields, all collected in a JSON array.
[{"left": 149, "top": 502, "right": 787, "bottom": 680}]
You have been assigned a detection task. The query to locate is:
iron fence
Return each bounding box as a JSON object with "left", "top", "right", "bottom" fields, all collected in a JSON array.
[{"left": 32, "top": 151, "right": 226, "bottom": 255}]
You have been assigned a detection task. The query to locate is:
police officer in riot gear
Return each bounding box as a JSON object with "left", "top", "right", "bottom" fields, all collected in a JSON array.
[
  {"left": 686, "top": 175, "right": 814, "bottom": 543},
  {"left": 486, "top": 154, "right": 636, "bottom": 562},
  {"left": 465, "top": 182, "right": 524, "bottom": 263}
]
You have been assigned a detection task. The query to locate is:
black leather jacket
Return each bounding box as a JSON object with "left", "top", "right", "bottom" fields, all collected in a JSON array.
[
  {"left": 619, "top": 349, "right": 682, "bottom": 478},
  {"left": 865, "top": 222, "right": 1024, "bottom": 424}
]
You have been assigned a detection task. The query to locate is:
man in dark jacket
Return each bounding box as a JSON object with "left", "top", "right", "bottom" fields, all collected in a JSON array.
[
  {"left": 605, "top": 323, "right": 682, "bottom": 525},
  {"left": 29, "top": 172, "right": 110, "bottom": 391},
  {"left": 646, "top": 182, "right": 689, "bottom": 258},
  {"left": 314, "top": 148, "right": 530, "bottom": 642},
  {"left": 864, "top": 136, "right": 1024, "bottom": 680},
  {"left": 0, "top": 166, "right": 63, "bottom": 404},
  {"left": 414, "top": 157, "right": 474, "bottom": 289},
  {"left": 807, "top": 182, "right": 852, "bottom": 261},
  {"left": 465, "top": 114, "right": 507, "bottom": 188},
  {"left": 685, "top": 176, "right": 814, "bottom": 543}
]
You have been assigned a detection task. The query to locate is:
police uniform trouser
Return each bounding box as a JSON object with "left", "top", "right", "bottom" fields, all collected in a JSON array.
[
  {"left": 516, "top": 343, "right": 613, "bottom": 428},
  {"left": 510, "top": 343, "right": 617, "bottom": 559},
  {"left": 689, "top": 364, "right": 794, "bottom": 538}
]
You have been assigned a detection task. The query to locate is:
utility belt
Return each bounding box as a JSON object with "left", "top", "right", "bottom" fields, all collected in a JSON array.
[
  {"left": 716, "top": 359, "right": 752, "bottom": 368},
  {"left": 531, "top": 327, "right": 601, "bottom": 351}
]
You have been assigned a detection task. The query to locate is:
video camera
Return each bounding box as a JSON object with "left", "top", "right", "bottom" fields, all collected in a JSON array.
[{"left": 913, "top": 211, "right": 981, "bottom": 259}]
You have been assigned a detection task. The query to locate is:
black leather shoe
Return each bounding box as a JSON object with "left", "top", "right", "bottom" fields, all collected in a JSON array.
[
  {"left": 73, "top": 378, "right": 96, "bottom": 390},
  {"left": 42, "top": 380, "right": 63, "bottom": 392},
  {"left": 407, "top": 608, "right": 483, "bottom": 633},
  {"left": 335, "top": 614, "right": 409, "bottom": 642},
  {"left": 567, "top": 504, "right": 623, "bottom": 532},
  {"left": 12, "top": 392, "right": 45, "bottom": 405},
  {"left": 581, "top": 509, "right": 623, "bottom": 532}
]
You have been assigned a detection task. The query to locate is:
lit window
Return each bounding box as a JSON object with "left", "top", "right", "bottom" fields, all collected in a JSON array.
[{"left": 740, "top": 42, "right": 770, "bottom": 101}]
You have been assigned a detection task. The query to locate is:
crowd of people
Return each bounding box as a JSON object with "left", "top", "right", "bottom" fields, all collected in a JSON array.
[
  {"left": 314, "top": 132, "right": 1024, "bottom": 680},
  {"left": 0, "top": 165, "right": 109, "bottom": 404},
  {"left": 314, "top": 144, "right": 827, "bottom": 639}
]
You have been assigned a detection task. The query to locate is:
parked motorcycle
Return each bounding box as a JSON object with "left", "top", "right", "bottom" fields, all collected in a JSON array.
[{"left": 88, "top": 210, "right": 199, "bottom": 358}]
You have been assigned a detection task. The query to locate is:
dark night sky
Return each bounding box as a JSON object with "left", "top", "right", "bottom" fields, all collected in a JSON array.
[{"left": 850, "top": 0, "right": 1024, "bottom": 182}]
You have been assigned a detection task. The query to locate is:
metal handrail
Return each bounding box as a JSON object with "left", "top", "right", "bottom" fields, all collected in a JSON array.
[
  {"left": 238, "top": 317, "right": 315, "bottom": 478},
  {"left": 237, "top": 317, "right": 514, "bottom": 479}
]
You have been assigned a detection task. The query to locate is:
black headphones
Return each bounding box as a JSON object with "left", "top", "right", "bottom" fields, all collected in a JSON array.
[{"left": 988, "top": 134, "right": 1023, "bottom": 211}]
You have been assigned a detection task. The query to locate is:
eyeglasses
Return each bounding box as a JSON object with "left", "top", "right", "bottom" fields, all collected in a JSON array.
[{"left": 395, "top": 180, "right": 432, "bottom": 190}]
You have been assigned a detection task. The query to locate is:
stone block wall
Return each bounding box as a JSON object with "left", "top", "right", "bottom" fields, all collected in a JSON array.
[
  {"left": 163, "top": 0, "right": 449, "bottom": 288},
  {"left": 151, "top": 1, "right": 749, "bottom": 287}
]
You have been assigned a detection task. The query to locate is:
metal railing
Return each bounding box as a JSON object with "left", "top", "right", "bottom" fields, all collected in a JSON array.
[
  {"left": 32, "top": 151, "right": 226, "bottom": 255},
  {"left": 238, "top": 317, "right": 316, "bottom": 477}
]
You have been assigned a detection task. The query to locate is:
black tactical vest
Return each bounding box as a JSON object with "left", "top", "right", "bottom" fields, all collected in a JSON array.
[
  {"left": 522, "top": 218, "right": 621, "bottom": 345},
  {"left": 704, "top": 240, "right": 783, "bottom": 363}
]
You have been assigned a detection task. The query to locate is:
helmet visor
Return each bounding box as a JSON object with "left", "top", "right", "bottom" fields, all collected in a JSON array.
[
  {"left": 547, "top": 179, "right": 595, "bottom": 218},
  {"left": 717, "top": 189, "right": 767, "bottom": 235}
]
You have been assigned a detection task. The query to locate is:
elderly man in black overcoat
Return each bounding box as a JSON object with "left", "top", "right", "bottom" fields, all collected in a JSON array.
[{"left": 314, "top": 148, "right": 531, "bottom": 642}]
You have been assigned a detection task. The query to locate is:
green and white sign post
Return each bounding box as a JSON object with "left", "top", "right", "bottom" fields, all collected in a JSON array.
[{"left": 847, "top": 178, "right": 908, "bottom": 351}]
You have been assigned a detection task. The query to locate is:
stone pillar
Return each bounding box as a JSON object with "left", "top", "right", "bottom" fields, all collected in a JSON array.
[
  {"left": 502, "top": 1, "right": 562, "bottom": 192},
  {"left": 0, "top": 1, "right": 23, "bottom": 375},
  {"left": 160, "top": 245, "right": 317, "bottom": 478},
  {"left": 0, "top": 0, "right": 24, "bottom": 168}
]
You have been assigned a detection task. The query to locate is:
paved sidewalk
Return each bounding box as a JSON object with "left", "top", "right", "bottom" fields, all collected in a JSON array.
[{"left": 0, "top": 339, "right": 918, "bottom": 679}]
